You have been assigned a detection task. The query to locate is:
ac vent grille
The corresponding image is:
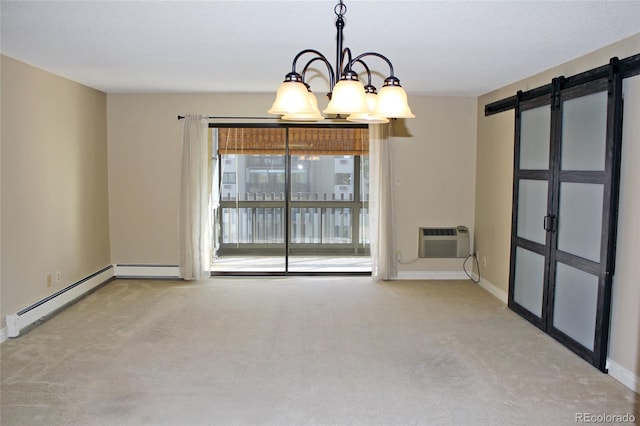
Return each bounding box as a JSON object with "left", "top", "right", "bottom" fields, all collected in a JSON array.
[
  {"left": 422, "top": 228, "right": 457, "bottom": 236},
  {"left": 418, "top": 226, "right": 470, "bottom": 258}
]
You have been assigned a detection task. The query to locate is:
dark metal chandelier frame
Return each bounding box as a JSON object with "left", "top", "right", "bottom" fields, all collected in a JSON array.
[
  {"left": 287, "top": 1, "right": 400, "bottom": 97},
  {"left": 268, "top": 0, "right": 414, "bottom": 122}
]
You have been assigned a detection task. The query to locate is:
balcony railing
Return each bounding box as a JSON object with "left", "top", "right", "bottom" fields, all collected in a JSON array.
[{"left": 216, "top": 193, "right": 369, "bottom": 256}]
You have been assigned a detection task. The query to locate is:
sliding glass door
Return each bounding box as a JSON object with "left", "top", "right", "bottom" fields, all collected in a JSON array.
[
  {"left": 211, "top": 125, "right": 370, "bottom": 274},
  {"left": 214, "top": 128, "right": 287, "bottom": 272},
  {"left": 287, "top": 128, "right": 369, "bottom": 272}
]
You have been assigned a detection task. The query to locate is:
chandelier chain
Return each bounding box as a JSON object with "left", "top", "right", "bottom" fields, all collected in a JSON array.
[{"left": 334, "top": 1, "right": 347, "bottom": 18}]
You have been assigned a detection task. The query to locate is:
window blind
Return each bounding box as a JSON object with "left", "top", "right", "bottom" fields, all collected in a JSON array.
[{"left": 217, "top": 127, "right": 369, "bottom": 156}]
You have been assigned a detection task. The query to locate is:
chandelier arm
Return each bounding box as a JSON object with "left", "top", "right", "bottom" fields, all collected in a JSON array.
[
  {"left": 292, "top": 49, "right": 332, "bottom": 73},
  {"left": 339, "top": 47, "right": 354, "bottom": 75},
  {"left": 301, "top": 56, "right": 336, "bottom": 89},
  {"left": 350, "top": 52, "right": 396, "bottom": 78},
  {"left": 353, "top": 59, "right": 372, "bottom": 86}
]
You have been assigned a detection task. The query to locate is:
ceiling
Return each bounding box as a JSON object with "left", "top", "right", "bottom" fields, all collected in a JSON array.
[{"left": 1, "top": 1, "right": 639, "bottom": 96}]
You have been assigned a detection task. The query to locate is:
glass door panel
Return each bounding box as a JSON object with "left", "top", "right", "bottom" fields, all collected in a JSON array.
[
  {"left": 519, "top": 105, "right": 551, "bottom": 170},
  {"left": 513, "top": 247, "right": 545, "bottom": 318},
  {"left": 560, "top": 91, "right": 607, "bottom": 171},
  {"left": 516, "top": 179, "right": 548, "bottom": 245},
  {"left": 288, "top": 154, "right": 370, "bottom": 272},
  {"left": 214, "top": 148, "right": 288, "bottom": 273},
  {"left": 552, "top": 263, "right": 599, "bottom": 350},
  {"left": 556, "top": 182, "right": 603, "bottom": 262}
]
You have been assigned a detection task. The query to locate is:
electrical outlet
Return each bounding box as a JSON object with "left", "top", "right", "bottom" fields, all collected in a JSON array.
[
  {"left": 47, "top": 274, "right": 53, "bottom": 287},
  {"left": 482, "top": 257, "right": 487, "bottom": 267},
  {"left": 396, "top": 251, "right": 401, "bottom": 261},
  {"left": 56, "top": 271, "right": 62, "bottom": 283}
]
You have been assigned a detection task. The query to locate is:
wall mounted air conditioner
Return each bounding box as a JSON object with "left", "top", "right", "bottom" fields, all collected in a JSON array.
[{"left": 418, "top": 226, "right": 470, "bottom": 258}]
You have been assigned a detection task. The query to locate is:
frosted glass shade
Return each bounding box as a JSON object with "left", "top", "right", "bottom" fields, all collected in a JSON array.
[
  {"left": 347, "top": 92, "right": 389, "bottom": 123},
  {"left": 282, "top": 91, "right": 324, "bottom": 121},
  {"left": 346, "top": 113, "right": 389, "bottom": 123},
  {"left": 373, "top": 84, "right": 415, "bottom": 118},
  {"left": 323, "top": 79, "right": 369, "bottom": 115},
  {"left": 268, "top": 81, "right": 311, "bottom": 115}
]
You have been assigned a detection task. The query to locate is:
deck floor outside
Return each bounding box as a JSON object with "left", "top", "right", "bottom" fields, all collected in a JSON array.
[{"left": 211, "top": 255, "right": 372, "bottom": 273}]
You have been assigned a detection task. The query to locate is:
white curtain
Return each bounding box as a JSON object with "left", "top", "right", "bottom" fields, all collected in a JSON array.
[
  {"left": 178, "top": 115, "right": 211, "bottom": 280},
  {"left": 369, "top": 123, "right": 397, "bottom": 281}
]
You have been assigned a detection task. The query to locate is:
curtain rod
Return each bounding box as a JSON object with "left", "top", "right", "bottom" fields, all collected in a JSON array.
[
  {"left": 177, "top": 115, "right": 276, "bottom": 120},
  {"left": 176, "top": 115, "right": 367, "bottom": 127}
]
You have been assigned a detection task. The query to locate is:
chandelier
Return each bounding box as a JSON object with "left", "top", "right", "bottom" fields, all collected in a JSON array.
[{"left": 268, "top": 0, "right": 414, "bottom": 123}]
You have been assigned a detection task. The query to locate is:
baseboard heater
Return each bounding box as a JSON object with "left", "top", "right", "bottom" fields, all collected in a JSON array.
[
  {"left": 6, "top": 265, "right": 114, "bottom": 338},
  {"left": 113, "top": 264, "right": 180, "bottom": 278},
  {"left": 418, "top": 226, "right": 470, "bottom": 258}
]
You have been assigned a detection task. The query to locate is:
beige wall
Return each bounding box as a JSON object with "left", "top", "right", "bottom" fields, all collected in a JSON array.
[
  {"left": 107, "top": 93, "right": 275, "bottom": 264},
  {"left": 107, "top": 93, "right": 477, "bottom": 273},
  {"left": 475, "top": 34, "right": 640, "bottom": 381},
  {"left": 391, "top": 96, "right": 477, "bottom": 272},
  {"left": 0, "top": 55, "right": 111, "bottom": 328},
  {"left": 611, "top": 74, "right": 640, "bottom": 382}
]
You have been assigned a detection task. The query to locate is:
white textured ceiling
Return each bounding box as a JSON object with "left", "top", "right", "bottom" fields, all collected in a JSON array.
[{"left": 1, "top": 1, "right": 639, "bottom": 96}]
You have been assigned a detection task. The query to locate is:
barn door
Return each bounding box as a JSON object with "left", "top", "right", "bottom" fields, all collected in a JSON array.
[{"left": 509, "top": 73, "right": 623, "bottom": 371}]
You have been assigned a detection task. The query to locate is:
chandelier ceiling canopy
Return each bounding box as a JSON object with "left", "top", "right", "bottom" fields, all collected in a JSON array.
[{"left": 268, "top": 1, "right": 415, "bottom": 123}]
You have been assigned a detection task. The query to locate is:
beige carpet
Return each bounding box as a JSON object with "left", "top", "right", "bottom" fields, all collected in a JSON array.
[{"left": 1, "top": 277, "right": 638, "bottom": 425}]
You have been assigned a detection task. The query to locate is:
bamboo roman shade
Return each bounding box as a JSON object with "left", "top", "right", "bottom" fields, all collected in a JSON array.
[
  {"left": 290, "top": 128, "right": 368, "bottom": 155},
  {"left": 217, "top": 127, "right": 368, "bottom": 156},
  {"left": 217, "top": 128, "right": 285, "bottom": 155}
]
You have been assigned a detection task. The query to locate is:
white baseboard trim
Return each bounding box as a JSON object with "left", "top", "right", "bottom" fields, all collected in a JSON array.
[
  {"left": 396, "top": 270, "right": 470, "bottom": 280},
  {"left": 478, "top": 277, "right": 508, "bottom": 304},
  {"left": 0, "top": 327, "right": 7, "bottom": 344},
  {"left": 473, "top": 280, "right": 638, "bottom": 394},
  {"left": 5, "top": 265, "right": 114, "bottom": 338},
  {"left": 114, "top": 264, "right": 181, "bottom": 279},
  {"left": 607, "top": 358, "right": 639, "bottom": 394}
]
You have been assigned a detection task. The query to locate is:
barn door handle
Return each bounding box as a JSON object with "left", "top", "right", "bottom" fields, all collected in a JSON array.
[{"left": 543, "top": 215, "right": 556, "bottom": 232}]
